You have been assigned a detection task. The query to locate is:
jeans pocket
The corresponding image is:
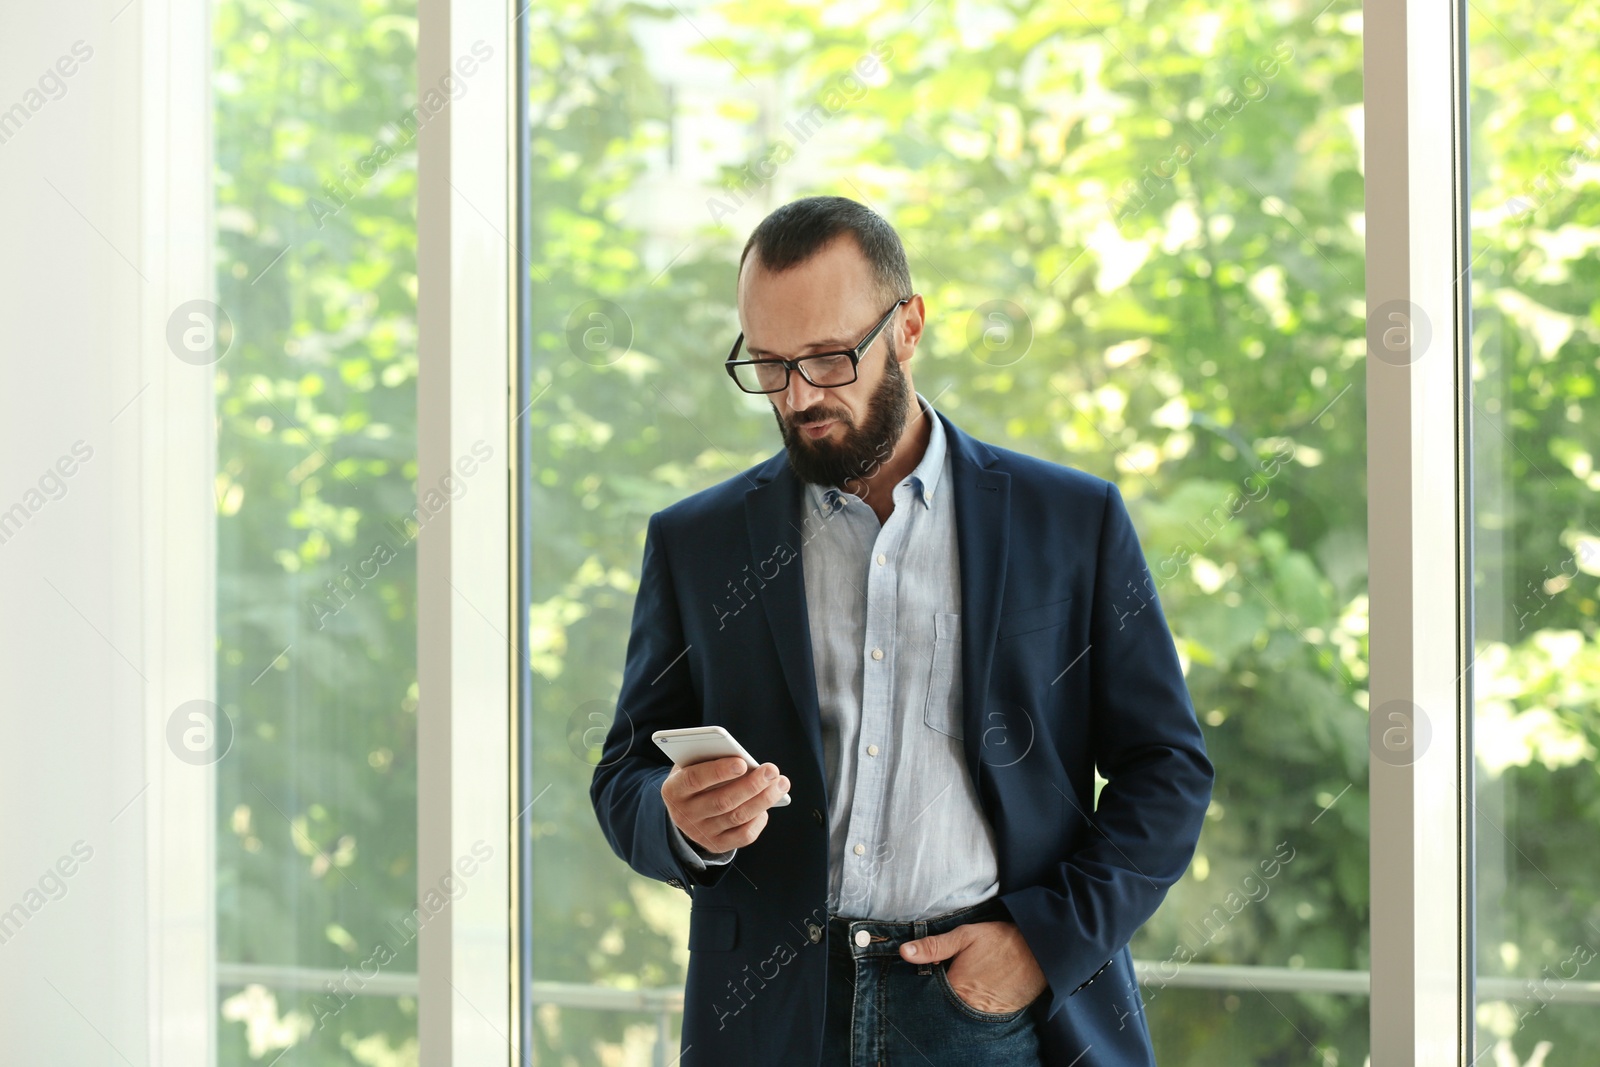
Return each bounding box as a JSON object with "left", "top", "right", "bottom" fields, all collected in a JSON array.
[
  {"left": 922, "top": 611, "right": 963, "bottom": 739},
  {"left": 932, "top": 961, "right": 1031, "bottom": 1022}
]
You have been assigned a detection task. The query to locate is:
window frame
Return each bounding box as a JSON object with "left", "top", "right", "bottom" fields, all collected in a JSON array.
[
  {"left": 1362, "top": 0, "right": 1475, "bottom": 1059},
  {"left": 415, "top": 0, "right": 516, "bottom": 1061}
]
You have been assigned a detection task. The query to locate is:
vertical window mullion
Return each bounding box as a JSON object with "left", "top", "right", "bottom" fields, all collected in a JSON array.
[{"left": 1364, "top": 0, "right": 1473, "bottom": 1060}]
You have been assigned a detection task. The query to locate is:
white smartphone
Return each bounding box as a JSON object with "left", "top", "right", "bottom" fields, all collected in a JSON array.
[{"left": 651, "top": 725, "right": 791, "bottom": 807}]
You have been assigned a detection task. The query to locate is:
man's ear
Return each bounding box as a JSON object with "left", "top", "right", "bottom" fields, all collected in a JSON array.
[{"left": 899, "top": 294, "right": 926, "bottom": 354}]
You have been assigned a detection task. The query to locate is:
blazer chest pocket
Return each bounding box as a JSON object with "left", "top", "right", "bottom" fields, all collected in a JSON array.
[{"left": 923, "top": 612, "right": 964, "bottom": 740}]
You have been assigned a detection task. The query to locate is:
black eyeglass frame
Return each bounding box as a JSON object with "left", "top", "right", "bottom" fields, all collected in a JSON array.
[{"left": 723, "top": 296, "right": 913, "bottom": 394}]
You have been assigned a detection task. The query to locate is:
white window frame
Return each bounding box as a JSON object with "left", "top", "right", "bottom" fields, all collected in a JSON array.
[
  {"left": 1363, "top": 0, "right": 1473, "bottom": 1060},
  {"left": 144, "top": 3, "right": 220, "bottom": 1060},
  {"left": 415, "top": 0, "right": 516, "bottom": 1061}
]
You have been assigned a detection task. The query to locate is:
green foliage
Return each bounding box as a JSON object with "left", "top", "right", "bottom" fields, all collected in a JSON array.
[
  {"left": 1469, "top": 3, "right": 1600, "bottom": 1061},
  {"left": 215, "top": 0, "right": 422, "bottom": 1062}
]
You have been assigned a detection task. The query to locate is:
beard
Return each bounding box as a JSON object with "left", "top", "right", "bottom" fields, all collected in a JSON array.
[{"left": 773, "top": 337, "right": 911, "bottom": 494}]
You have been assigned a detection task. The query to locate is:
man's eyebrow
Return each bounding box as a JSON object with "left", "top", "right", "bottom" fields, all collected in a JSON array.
[{"left": 745, "top": 338, "right": 854, "bottom": 357}]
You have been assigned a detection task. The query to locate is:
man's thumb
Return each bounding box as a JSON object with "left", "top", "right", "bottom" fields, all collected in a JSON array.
[{"left": 901, "top": 929, "right": 960, "bottom": 962}]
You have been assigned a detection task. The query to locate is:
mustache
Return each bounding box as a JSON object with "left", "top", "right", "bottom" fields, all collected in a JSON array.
[{"left": 789, "top": 407, "right": 850, "bottom": 427}]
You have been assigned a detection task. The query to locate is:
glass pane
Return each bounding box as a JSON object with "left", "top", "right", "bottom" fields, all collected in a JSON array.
[
  {"left": 213, "top": 1, "right": 420, "bottom": 1062},
  {"left": 1469, "top": 0, "right": 1600, "bottom": 1059},
  {"left": 525, "top": 1, "right": 1369, "bottom": 1062}
]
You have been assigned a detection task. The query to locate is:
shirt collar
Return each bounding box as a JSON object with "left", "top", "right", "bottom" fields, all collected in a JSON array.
[{"left": 811, "top": 392, "right": 945, "bottom": 512}]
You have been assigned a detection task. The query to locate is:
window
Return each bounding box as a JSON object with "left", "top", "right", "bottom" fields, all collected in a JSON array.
[
  {"left": 1469, "top": 0, "right": 1600, "bottom": 1058},
  {"left": 173, "top": 0, "right": 1600, "bottom": 1060},
  {"left": 520, "top": 1, "right": 1371, "bottom": 1061},
  {"left": 212, "top": 2, "right": 422, "bottom": 1062}
]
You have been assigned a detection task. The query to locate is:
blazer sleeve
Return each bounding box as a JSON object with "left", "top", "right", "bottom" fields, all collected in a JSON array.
[
  {"left": 998, "top": 480, "right": 1214, "bottom": 1019},
  {"left": 589, "top": 511, "right": 737, "bottom": 894}
]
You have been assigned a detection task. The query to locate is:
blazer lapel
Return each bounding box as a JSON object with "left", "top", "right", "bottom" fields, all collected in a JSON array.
[
  {"left": 939, "top": 412, "right": 1011, "bottom": 790},
  {"left": 742, "top": 453, "right": 827, "bottom": 782}
]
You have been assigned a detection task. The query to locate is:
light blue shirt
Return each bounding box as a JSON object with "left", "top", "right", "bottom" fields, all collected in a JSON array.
[{"left": 669, "top": 394, "right": 999, "bottom": 920}]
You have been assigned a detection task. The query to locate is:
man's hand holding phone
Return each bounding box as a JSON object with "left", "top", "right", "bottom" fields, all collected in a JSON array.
[{"left": 662, "top": 757, "right": 791, "bottom": 853}]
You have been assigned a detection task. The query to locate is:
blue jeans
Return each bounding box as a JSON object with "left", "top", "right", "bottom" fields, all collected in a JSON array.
[{"left": 821, "top": 896, "right": 1044, "bottom": 1065}]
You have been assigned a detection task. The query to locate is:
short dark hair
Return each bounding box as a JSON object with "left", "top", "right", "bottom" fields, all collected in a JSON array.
[{"left": 738, "top": 195, "right": 912, "bottom": 308}]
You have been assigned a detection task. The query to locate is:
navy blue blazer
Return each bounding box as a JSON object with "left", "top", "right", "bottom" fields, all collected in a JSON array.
[{"left": 591, "top": 410, "right": 1213, "bottom": 1066}]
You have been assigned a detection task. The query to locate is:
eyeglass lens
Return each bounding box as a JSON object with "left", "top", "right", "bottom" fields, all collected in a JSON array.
[{"left": 734, "top": 352, "right": 856, "bottom": 392}]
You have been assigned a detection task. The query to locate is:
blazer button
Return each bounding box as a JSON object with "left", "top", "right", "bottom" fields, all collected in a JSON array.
[
  {"left": 807, "top": 922, "right": 823, "bottom": 943},
  {"left": 812, "top": 807, "right": 825, "bottom": 827}
]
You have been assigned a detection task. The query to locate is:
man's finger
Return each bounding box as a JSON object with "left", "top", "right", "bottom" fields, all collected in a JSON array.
[
  {"left": 709, "top": 808, "right": 768, "bottom": 851},
  {"left": 704, "top": 772, "right": 789, "bottom": 831},
  {"left": 901, "top": 926, "right": 966, "bottom": 962},
  {"left": 678, "top": 755, "right": 749, "bottom": 796}
]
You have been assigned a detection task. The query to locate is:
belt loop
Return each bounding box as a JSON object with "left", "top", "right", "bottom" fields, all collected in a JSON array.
[{"left": 914, "top": 918, "right": 930, "bottom": 975}]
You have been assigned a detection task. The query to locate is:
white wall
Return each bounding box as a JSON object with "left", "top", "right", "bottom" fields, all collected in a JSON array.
[{"left": 0, "top": 0, "right": 212, "bottom": 1062}]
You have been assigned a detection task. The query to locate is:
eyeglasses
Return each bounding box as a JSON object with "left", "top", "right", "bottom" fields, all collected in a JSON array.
[{"left": 724, "top": 296, "right": 912, "bottom": 395}]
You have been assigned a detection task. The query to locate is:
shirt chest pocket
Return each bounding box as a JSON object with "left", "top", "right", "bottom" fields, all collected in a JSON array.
[{"left": 922, "top": 611, "right": 964, "bottom": 740}]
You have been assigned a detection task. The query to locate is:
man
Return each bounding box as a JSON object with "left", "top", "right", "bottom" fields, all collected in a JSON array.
[{"left": 590, "top": 195, "right": 1213, "bottom": 1065}]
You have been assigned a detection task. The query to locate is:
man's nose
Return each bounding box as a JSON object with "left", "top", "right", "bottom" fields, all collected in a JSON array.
[{"left": 785, "top": 368, "right": 826, "bottom": 413}]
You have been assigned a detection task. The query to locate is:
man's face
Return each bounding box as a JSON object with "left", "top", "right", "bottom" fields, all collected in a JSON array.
[{"left": 735, "top": 237, "right": 922, "bottom": 491}]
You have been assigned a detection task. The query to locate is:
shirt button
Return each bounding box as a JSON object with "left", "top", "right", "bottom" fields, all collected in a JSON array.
[
  {"left": 870, "top": 648, "right": 884, "bottom": 661},
  {"left": 807, "top": 922, "right": 823, "bottom": 943},
  {"left": 853, "top": 843, "right": 866, "bottom": 856},
  {"left": 866, "top": 744, "right": 879, "bottom": 757},
  {"left": 875, "top": 553, "right": 886, "bottom": 566},
  {"left": 854, "top": 929, "right": 870, "bottom": 948}
]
